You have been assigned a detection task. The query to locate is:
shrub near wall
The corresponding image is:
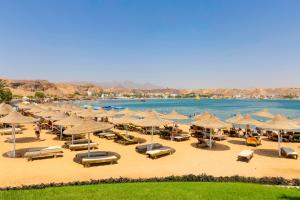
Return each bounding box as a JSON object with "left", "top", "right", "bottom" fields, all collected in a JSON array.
[{"left": 1, "top": 174, "right": 300, "bottom": 191}]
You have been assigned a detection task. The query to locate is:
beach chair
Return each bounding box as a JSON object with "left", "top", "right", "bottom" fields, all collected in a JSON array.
[
  {"left": 64, "top": 138, "right": 90, "bottom": 147},
  {"left": 95, "top": 131, "right": 116, "bottom": 140},
  {"left": 114, "top": 132, "right": 139, "bottom": 145},
  {"left": 24, "top": 146, "right": 63, "bottom": 161},
  {"left": 76, "top": 151, "right": 119, "bottom": 167},
  {"left": 280, "top": 147, "right": 298, "bottom": 159},
  {"left": 146, "top": 146, "right": 173, "bottom": 159},
  {"left": 246, "top": 136, "right": 261, "bottom": 147},
  {"left": 0, "top": 128, "right": 22, "bottom": 136},
  {"left": 197, "top": 138, "right": 215, "bottom": 148},
  {"left": 69, "top": 142, "right": 98, "bottom": 151},
  {"left": 237, "top": 150, "right": 254, "bottom": 162},
  {"left": 173, "top": 133, "right": 190, "bottom": 141},
  {"left": 135, "top": 143, "right": 163, "bottom": 154}
]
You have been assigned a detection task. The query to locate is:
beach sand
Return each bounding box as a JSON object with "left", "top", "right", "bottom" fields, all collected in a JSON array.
[{"left": 1, "top": 124, "right": 300, "bottom": 187}]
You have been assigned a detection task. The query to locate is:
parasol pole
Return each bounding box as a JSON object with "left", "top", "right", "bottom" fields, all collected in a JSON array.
[
  {"left": 88, "top": 132, "right": 91, "bottom": 158},
  {"left": 12, "top": 123, "right": 16, "bottom": 157}
]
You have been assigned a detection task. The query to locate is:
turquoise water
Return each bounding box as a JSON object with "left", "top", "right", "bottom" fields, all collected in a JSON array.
[{"left": 75, "top": 99, "right": 300, "bottom": 121}]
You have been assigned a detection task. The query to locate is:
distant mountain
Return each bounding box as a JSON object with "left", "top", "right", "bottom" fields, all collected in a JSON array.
[{"left": 94, "top": 80, "right": 163, "bottom": 90}]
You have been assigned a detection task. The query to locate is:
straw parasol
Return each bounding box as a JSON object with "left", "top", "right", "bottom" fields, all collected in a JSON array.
[
  {"left": 162, "top": 110, "right": 188, "bottom": 120},
  {"left": 259, "top": 115, "right": 300, "bottom": 156},
  {"left": 0, "top": 111, "right": 37, "bottom": 157},
  {"left": 47, "top": 112, "right": 68, "bottom": 121},
  {"left": 226, "top": 113, "right": 243, "bottom": 124},
  {"left": 53, "top": 114, "right": 85, "bottom": 140},
  {"left": 27, "top": 105, "right": 45, "bottom": 114},
  {"left": 254, "top": 108, "right": 274, "bottom": 119},
  {"left": 192, "top": 115, "right": 232, "bottom": 148},
  {"left": 0, "top": 103, "right": 13, "bottom": 116},
  {"left": 235, "top": 114, "right": 262, "bottom": 126},
  {"left": 132, "top": 114, "right": 173, "bottom": 148},
  {"left": 118, "top": 108, "right": 136, "bottom": 116},
  {"left": 64, "top": 120, "right": 113, "bottom": 157},
  {"left": 76, "top": 109, "right": 97, "bottom": 118},
  {"left": 193, "top": 112, "right": 212, "bottom": 121}
]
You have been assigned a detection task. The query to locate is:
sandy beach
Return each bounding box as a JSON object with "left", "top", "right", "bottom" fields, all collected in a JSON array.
[{"left": 0, "top": 124, "right": 299, "bottom": 187}]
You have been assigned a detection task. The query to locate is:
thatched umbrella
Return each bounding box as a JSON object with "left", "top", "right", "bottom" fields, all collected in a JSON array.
[
  {"left": 162, "top": 110, "right": 188, "bottom": 140},
  {"left": 162, "top": 110, "right": 188, "bottom": 120},
  {"left": 235, "top": 114, "right": 262, "bottom": 134},
  {"left": 118, "top": 108, "right": 136, "bottom": 116},
  {"left": 0, "top": 103, "right": 13, "bottom": 116},
  {"left": 192, "top": 115, "right": 231, "bottom": 148},
  {"left": 193, "top": 112, "right": 212, "bottom": 121},
  {"left": 76, "top": 109, "right": 97, "bottom": 118},
  {"left": 53, "top": 115, "right": 84, "bottom": 140},
  {"left": 259, "top": 115, "right": 300, "bottom": 156},
  {"left": 0, "top": 111, "right": 37, "bottom": 157},
  {"left": 254, "top": 108, "right": 274, "bottom": 119},
  {"left": 132, "top": 114, "right": 173, "bottom": 148},
  {"left": 64, "top": 120, "right": 113, "bottom": 157},
  {"left": 27, "top": 105, "right": 45, "bottom": 114},
  {"left": 226, "top": 113, "right": 243, "bottom": 124},
  {"left": 110, "top": 116, "right": 138, "bottom": 136}
]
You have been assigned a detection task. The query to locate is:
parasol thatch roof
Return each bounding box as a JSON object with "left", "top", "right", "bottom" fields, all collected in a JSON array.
[
  {"left": 259, "top": 115, "right": 300, "bottom": 130},
  {"left": 226, "top": 113, "right": 243, "bottom": 124},
  {"left": 254, "top": 108, "right": 274, "bottom": 118},
  {"left": 132, "top": 115, "right": 173, "bottom": 127},
  {"left": 162, "top": 110, "right": 188, "bottom": 120},
  {"left": 192, "top": 115, "right": 232, "bottom": 129},
  {"left": 235, "top": 114, "right": 262, "bottom": 126},
  {"left": 64, "top": 120, "right": 113, "bottom": 135},
  {"left": 53, "top": 115, "right": 84, "bottom": 126},
  {"left": 110, "top": 116, "right": 138, "bottom": 125},
  {"left": 0, "top": 111, "right": 37, "bottom": 124},
  {"left": 193, "top": 112, "right": 212, "bottom": 121},
  {"left": 0, "top": 103, "right": 13, "bottom": 115}
]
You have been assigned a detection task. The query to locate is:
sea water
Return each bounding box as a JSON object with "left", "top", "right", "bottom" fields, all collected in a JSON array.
[{"left": 75, "top": 99, "right": 300, "bottom": 121}]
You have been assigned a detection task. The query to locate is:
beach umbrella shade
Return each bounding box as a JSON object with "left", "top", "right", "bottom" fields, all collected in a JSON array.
[
  {"left": 132, "top": 115, "right": 173, "bottom": 149},
  {"left": 162, "top": 110, "right": 188, "bottom": 120},
  {"left": 258, "top": 115, "right": 300, "bottom": 156},
  {"left": 110, "top": 116, "right": 138, "bottom": 136},
  {"left": 0, "top": 111, "right": 37, "bottom": 157},
  {"left": 192, "top": 115, "right": 232, "bottom": 148},
  {"left": 64, "top": 120, "right": 113, "bottom": 157},
  {"left": 226, "top": 113, "right": 243, "bottom": 124},
  {"left": 117, "top": 108, "right": 136, "bottom": 116},
  {"left": 53, "top": 115, "right": 85, "bottom": 140},
  {"left": 27, "top": 105, "right": 45, "bottom": 114},
  {"left": 254, "top": 108, "right": 274, "bottom": 119},
  {"left": 193, "top": 112, "right": 212, "bottom": 121},
  {"left": 0, "top": 103, "right": 13, "bottom": 116},
  {"left": 162, "top": 110, "right": 188, "bottom": 140},
  {"left": 76, "top": 109, "right": 97, "bottom": 118}
]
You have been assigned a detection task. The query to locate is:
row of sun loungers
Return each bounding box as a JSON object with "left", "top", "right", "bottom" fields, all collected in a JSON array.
[
  {"left": 237, "top": 147, "right": 298, "bottom": 162},
  {"left": 64, "top": 139, "right": 98, "bottom": 151},
  {"left": 24, "top": 146, "right": 63, "bottom": 161}
]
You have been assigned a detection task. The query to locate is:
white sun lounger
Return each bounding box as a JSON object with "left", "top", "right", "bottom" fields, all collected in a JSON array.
[
  {"left": 69, "top": 142, "right": 98, "bottom": 151},
  {"left": 238, "top": 150, "right": 254, "bottom": 162},
  {"left": 146, "top": 147, "right": 173, "bottom": 159},
  {"left": 24, "top": 146, "right": 63, "bottom": 161},
  {"left": 0, "top": 128, "right": 22, "bottom": 135},
  {"left": 281, "top": 147, "right": 298, "bottom": 159},
  {"left": 82, "top": 155, "right": 118, "bottom": 167}
]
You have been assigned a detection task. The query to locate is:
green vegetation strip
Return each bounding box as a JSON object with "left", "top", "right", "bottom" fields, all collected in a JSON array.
[{"left": 1, "top": 182, "right": 300, "bottom": 200}]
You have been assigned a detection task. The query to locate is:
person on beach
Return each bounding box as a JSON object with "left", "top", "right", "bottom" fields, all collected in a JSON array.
[{"left": 35, "top": 122, "right": 41, "bottom": 140}]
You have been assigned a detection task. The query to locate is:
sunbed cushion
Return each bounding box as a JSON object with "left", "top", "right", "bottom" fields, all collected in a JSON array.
[
  {"left": 238, "top": 150, "right": 254, "bottom": 158},
  {"left": 82, "top": 155, "right": 117, "bottom": 163}
]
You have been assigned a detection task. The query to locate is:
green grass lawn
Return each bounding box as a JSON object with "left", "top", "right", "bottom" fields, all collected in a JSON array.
[{"left": 0, "top": 182, "right": 300, "bottom": 200}]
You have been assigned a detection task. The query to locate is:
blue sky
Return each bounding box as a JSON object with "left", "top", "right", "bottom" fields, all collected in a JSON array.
[{"left": 0, "top": 0, "right": 299, "bottom": 89}]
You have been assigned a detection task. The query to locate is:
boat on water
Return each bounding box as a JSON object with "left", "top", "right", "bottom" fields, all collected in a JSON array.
[
  {"left": 114, "top": 106, "right": 124, "bottom": 110},
  {"left": 102, "top": 106, "right": 112, "bottom": 110},
  {"left": 194, "top": 96, "right": 201, "bottom": 100}
]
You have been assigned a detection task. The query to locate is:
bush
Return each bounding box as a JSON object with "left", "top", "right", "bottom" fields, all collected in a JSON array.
[
  {"left": 35, "top": 91, "right": 46, "bottom": 99},
  {"left": 0, "top": 88, "right": 12, "bottom": 103},
  {"left": 1, "top": 174, "right": 300, "bottom": 191}
]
